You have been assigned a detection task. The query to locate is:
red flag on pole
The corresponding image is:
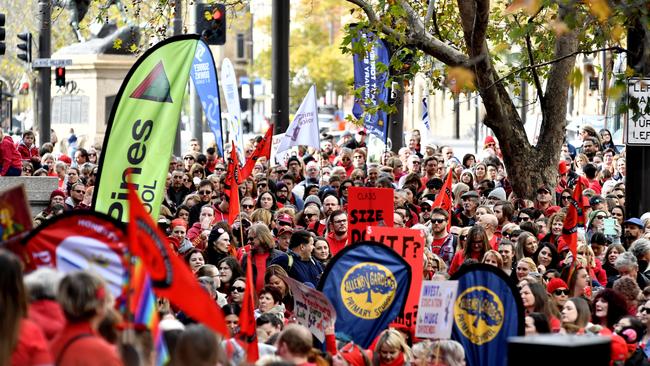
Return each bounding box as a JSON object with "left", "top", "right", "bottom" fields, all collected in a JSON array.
[
  {"left": 432, "top": 168, "right": 454, "bottom": 230},
  {"left": 237, "top": 255, "right": 259, "bottom": 362},
  {"left": 561, "top": 178, "right": 586, "bottom": 260},
  {"left": 127, "top": 186, "right": 228, "bottom": 337},
  {"left": 240, "top": 124, "right": 274, "bottom": 181},
  {"left": 224, "top": 143, "right": 241, "bottom": 225}
]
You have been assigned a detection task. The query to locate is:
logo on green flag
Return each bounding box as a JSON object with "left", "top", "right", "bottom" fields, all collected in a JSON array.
[{"left": 130, "top": 61, "right": 173, "bottom": 103}]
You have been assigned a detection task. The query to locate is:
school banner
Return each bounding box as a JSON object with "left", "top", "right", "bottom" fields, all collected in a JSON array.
[
  {"left": 221, "top": 58, "right": 244, "bottom": 159},
  {"left": 190, "top": 40, "right": 224, "bottom": 157},
  {"left": 15, "top": 211, "right": 127, "bottom": 297},
  {"left": 347, "top": 187, "right": 393, "bottom": 243},
  {"left": 93, "top": 35, "right": 199, "bottom": 222},
  {"left": 283, "top": 275, "right": 336, "bottom": 342},
  {"left": 318, "top": 242, "right": 411, "bottom": 348},
  {"left": 450, "top": 264, "right": 524, "bottom": 366},
  {"left": 415, "top": 281, "right": 459, "bottom": 339},
  {"left": 0, "top": 184, "right": 32, "bottom": 242},
  {"left": 366, "top": 226, "right": 424, "bottom": 329},
  {"left": 352, "top": 29, "right": 389, "bottom": 144}
]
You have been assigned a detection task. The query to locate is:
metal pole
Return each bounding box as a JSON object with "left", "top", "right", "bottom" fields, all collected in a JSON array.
[
  {"left": 37, "top": 0, "right": 51, "bottom": 146},
  {"left": 249, "top": 6, "right": 254, "bottom": 133},
  {"left": 474, "top": 94, "right": 479, "bottom": 153},
  {"left": 454, "top": 94, "right": 460, "bottom": 139},
  {"left": 173, "top": 0, "right": 182, "bottom": 156},
  {"left": 388, "top": 82, "right": 404, "bottom": 153},
  {"left": 271, "top": 0, "right": 290, "bottom": 134}
]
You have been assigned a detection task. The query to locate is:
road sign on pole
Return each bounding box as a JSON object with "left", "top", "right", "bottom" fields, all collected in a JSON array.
[
  {"left": 626, "top": 78, "right": 650, "bottom": 146},
  {"left": 32, "top": 58, "right": 72, "bottom": 68}
]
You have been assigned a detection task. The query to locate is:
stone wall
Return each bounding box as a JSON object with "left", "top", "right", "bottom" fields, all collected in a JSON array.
[{"left": 0, "top": 177, "right": 59, "bottom": 217}]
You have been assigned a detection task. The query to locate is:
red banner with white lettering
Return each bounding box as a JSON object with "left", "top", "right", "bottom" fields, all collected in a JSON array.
[
  {"left": 366, "top": 226, "right": 424, "bottom": 330},
  {"left": 347, "top": 187, "right": 394, "bottom": 243}
]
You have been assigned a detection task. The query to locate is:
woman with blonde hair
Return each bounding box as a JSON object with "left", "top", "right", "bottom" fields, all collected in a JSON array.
[
  {"left": 373, "top": 328, "right": 412, "bottom": 366},
  {"left": 424, "top": 249, "right": 447, "bottom": 279},
  {"left": 452, "top": 182, "right": 470, "bottom": 212},
  {"left": 482, "top": 250, "right": 503, "bottom": 268},
  {"left": 250, "top": 208, "right": 273, "bottom": 227},
  {"left": 431, "top": 339, "right": 466, "bottom": 366}
]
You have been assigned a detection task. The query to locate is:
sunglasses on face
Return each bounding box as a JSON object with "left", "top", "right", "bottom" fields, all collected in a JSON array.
[
  {"left": 431, "top": 218, "right": 446, "bottom": 224},
  {"left": 561, "top": 196, "right": 571, "bottom": 200},
  {"left": 242, "top": 204, "right": 254, "bottom": 209},
  {"left": 553, "top": 289, "right": 570, "bottom": 296},
  {"left": 640, "top": 307, "right": 650, "bottom": 315},
  {"left": 231, "top": 286, "right": 245, "bottom": 293}
]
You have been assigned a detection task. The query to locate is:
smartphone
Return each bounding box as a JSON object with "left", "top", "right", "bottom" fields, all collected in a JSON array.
[{"left": 604, "top": 218, "right": 617, "bottom": 236}]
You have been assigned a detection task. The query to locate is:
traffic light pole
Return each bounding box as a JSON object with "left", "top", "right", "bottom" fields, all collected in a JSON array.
[
  {"left": 271, "top": 0, "right": 289, "bottom": 134},
  {"left": 37, "top": 0, "right": 51, "bottom": 146}
]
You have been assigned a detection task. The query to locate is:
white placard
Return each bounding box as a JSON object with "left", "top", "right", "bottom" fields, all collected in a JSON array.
[{"left": 415, "top": 280, "right": 459, "bottom": 339}]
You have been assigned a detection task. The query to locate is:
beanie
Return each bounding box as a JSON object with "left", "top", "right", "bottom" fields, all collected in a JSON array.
[
  {"left": 487, "top": 187, "right": 506, "bottom": 201},
  {"left": 484, "top": 135, "right": 496, "bottom": 146},
  {"left": 170, "top": 218, "right": 188, "bottom": 229},
  {"left": 50, "top": 189, "right": 66, "bottom": 201},
  {"left": 304, "top": 195, "right": 322, "bottom": 209},
  {"left": 546, "top": 278, "right": 569, "bottom": 294}
]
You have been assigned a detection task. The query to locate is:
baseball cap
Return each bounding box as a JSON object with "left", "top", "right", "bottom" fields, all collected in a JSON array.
[
  {"left": 277, "top": 226, "right": 293, "bottom": 236},
  {"left": 277, "top": 213, "right": 294, "bottom": 226},
  {"left": 589, "top": 195, "right": 604, "bottom": 206},
  {"left": 624, "top": 218, "right": 644, "bottom": 228}
]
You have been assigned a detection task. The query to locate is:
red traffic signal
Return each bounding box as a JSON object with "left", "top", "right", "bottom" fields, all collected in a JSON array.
[{"left": 55, "top": 67, "right": 66, "bottom": 87}]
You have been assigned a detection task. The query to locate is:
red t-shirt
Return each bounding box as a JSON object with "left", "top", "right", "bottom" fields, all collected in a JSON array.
[
  {"left": 11, "top": 318, "right": 52, "bottom": 366},
  {"left": 51, "top": 322, "right": 123, "bottom": 366},
  {"left": 327, "top": 232, "right": 348, "bottom": 256}
]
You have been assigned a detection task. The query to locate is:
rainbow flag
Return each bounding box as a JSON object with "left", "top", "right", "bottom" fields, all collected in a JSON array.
[{"left": 128, "top": 257, "right": 170, "bottom": 366}]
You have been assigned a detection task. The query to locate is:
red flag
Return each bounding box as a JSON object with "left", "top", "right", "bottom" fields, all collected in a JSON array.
[
  {"left": 433, "top": 168, "right": 453, "bottom": 230},
  {"left": 561, "top": 178, "right": 586, "bottom": 260},
  {"left": 128, "top": 186, "right": 228, "bottom": 337},
  {"left": 240, "top": 124, "right": 274, "bottom": 181},
  {"left": 224, "top": 143, "right": 241, "bottom": 225},
  {"left": 237, "top": 255, "right": 259, "bottom": 362}
]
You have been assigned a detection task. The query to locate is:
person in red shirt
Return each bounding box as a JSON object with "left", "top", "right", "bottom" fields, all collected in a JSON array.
[
  {"left": 276, "top": 324, "right": 318, "bottom": 366},
  {"left": 326, "top": 210, "right": 348, "bottom": 256},
  {"left": 15, "top": 130, "right": 40, "bottom": 165},
  {"left": 0, "top": 250, "right": 52, "bottom": 366},
  {"left": 0, "top": 129, "right": 23, "bottom": 176},
  {"left": 51, "top": 271, "right": 123, "bottom": 366}
]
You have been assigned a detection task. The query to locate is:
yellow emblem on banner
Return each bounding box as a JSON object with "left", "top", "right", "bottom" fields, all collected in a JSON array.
[
  {"left": 454, "top": 286, "right": 504, "bottom": 345},
  {"left": 341, "top": 262, "right": 397, "bottom": 319}
]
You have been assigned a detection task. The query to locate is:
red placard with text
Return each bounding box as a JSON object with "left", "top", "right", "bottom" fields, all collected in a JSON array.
[
  {"left": 367, "top": 226, "right": 424, "bottom": 329},
  {"left": 347, "top": 187, "right": 394, "bottom": 243}
]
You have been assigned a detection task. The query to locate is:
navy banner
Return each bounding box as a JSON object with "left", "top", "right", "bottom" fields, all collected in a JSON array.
[
  {"left": 450, "top": 264, "right": 524, "bottom": 366},
  {"left": 318, "top": 242, "right": 410, "bottom": 348},
  {"left": 190, "top": 40, "right": 224, "bottom": 156},
  {"left": 352, "top": 29, "right": 389, "bottom": 144}
]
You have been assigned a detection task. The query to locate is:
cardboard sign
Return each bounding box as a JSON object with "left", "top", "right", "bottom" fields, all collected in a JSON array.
[
  {"left": 0, "top": 184, "right": 32, "bottom": 242},
  {"left": 283, "top": 275, "right": 336, "bottom": 342},
  {"left": 415, "top": 281, "right": 459, "bottom": 339},
  {"left": 348, "top": 187, "right": 394, "bottom": 243},
  {"left": 366, "top": 226, "right": 424, "bottom": 328}
]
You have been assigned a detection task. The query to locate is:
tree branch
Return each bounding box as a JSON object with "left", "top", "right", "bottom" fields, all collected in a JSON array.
[
  {"left": 345, "top": 0, "right": 470, "bottom": 67},
  {"left": 484, "top": 46, "right": 627, "bottom": 91},
  {"left": 522, "top": 9, "right": 545, "bottom": 106}
]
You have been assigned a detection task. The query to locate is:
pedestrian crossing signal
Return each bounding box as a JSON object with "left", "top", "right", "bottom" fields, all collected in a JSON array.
[{"left": 55, "top": 67, "right": 65, "bottom": 87}]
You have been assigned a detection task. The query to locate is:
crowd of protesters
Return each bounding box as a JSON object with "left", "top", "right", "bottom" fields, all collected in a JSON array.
[{"left": 2, "top": 123, "right": 650, "bottom": 366}]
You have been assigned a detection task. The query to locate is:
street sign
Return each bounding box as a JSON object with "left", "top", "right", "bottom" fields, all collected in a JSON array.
[
  {"left": 32, "top": 58, "right": 72, "bottom": 68},
  {"left": 626, "top": 78, "right": 650, "bottom": 146}
]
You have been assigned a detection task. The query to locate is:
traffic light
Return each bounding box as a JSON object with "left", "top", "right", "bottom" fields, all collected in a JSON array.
[
  {"left": 0, "top": 14, "right": 6, "bottom": 56},
  {"left": 17, "top": 32, "right": 32, "bottom": 63},
  {"left": 196, "top": 3, "right": 226, "bottom": 45},
  {"left": 55, "top": 67, "right": 66, "bottom": 87}
]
